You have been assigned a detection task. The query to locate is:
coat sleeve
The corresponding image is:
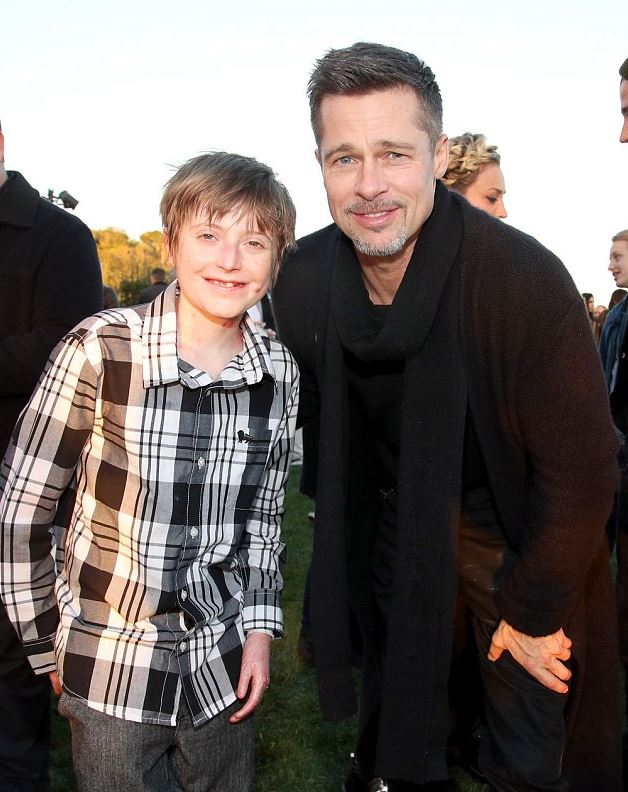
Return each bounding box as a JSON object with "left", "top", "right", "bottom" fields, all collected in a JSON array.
[
  {"left": 495, "top": 297, "right": 619, "bottom": 636},
  {"left": 272, "top": 261, "right": 321, "bottom": 428},
  {"left": 0, "top": 217, "right": 102, "bottom": 397}
]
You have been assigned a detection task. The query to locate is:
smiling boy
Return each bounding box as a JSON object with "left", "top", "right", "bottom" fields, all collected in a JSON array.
[{"left": 0, "top": 152, "right": 298, "bottom": 792}]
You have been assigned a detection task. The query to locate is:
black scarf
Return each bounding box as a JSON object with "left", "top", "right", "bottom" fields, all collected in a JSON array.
[{"left": 311, "top": 183, "right": 468, "bottom": 783}]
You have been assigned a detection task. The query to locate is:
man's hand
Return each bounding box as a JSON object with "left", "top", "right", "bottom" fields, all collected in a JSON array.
[
  {"left": 229, "top": 632, "right": 272, "bottom": 723},
  {"left": 488, "top": 619, "right": 572, "bottom": 693},
  {"left": 49, "top": 671, "right": 62, "bottom": 695}
]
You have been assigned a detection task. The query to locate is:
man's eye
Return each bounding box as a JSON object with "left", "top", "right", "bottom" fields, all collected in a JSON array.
[
  {"left": 386, "top": 152, "right": 404, "bottom": 160},
  {"left": 336, "top": 156, "right": 354, "bottom": 166},
  {"left": 487, "top": 196, "right": 498, "bottom": 203}
]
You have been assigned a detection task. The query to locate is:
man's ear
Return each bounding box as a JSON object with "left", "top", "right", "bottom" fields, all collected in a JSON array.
[
  {"left": 315, "top": 148, "right": 322, "bottom": 168},
  {"left": 433, "top": 134, "right": 449, "bottom": 180}
]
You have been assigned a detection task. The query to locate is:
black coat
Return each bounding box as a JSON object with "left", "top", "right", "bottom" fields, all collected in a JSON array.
[
  {"left": 0, "top": 171, "right": 102, "bottom": 674},
  {"left": 273, "top": 191, "right": 621, "bottom": 790}
]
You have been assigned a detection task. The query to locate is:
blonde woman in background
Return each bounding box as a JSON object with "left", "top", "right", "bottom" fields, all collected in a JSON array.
[{"left": 442, "top": 132, "right": 507, "bottom": 219}]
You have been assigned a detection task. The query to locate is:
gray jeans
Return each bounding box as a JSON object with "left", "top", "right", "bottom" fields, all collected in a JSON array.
[{"left": 57, "top": 692, "right": 254, "bottom": 792}]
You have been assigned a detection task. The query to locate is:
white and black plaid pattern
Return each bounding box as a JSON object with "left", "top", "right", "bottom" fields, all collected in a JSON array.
[{"left": 0, "top": 282, "right": 298, "bottom": 726}]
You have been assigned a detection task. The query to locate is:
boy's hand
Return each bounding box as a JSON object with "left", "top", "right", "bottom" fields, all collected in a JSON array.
[
  {"left": 229, "top": 632, "right": 272, "bottom": 723},
  {"left": 49, "top": 671, "right": 62, "bottom": 695}
]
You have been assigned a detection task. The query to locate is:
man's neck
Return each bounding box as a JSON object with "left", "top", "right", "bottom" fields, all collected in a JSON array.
[
  {"left": 355, "top": 241, "right": 416, "bottom": 305},
  {"left": 0, "top": 168, "right": 8, "bottom": 189}
]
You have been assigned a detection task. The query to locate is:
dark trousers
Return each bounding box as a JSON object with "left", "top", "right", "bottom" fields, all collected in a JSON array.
[
  {"left": 355, "top": 493, "right": 569, "bottom": 791},
  {"left": 0, "top": 661, "right": 51, "bottom": 792}
]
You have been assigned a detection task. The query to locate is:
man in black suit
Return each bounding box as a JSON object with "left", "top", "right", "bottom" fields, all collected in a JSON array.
[{"left": 0, "top": 119, "right": 102, "bottom": 790}]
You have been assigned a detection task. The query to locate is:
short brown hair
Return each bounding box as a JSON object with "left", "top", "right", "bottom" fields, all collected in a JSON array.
[
  {"left": 308, "top": 42, "right": 443, "bottom": 148},
  {"left": 160, "top": 151, "right": 296, "bottom": 281},
  {"left": 620, "top": 58, "right": 628, "bottom": 81},
  {"left": 612, "top": 229, "right": 628, "bottom": 244}
]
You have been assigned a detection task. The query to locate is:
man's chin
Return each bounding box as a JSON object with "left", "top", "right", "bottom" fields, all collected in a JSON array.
[{"left": 350, "top": 231, "right": 408, "bottom": 258}]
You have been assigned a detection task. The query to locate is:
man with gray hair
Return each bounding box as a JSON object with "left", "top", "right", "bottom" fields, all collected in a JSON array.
[
  {"left": 0, "top": 119, "right": 102, "bottom": 790},
  {"left": 274, "top": 42, "right": 621, "bottom": 791}
]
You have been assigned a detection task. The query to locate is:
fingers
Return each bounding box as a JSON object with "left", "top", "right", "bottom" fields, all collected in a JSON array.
[
  {"left": 487, "top": 620, "right": 506, "bottom": 662},
  {"left": 487, "top": 641, "right": 504, "bottom": 662},
  {"left": 549, "top": 657, "right": 572, "bottom": 683},
  {"left": 556, "top": 644, "right": 571, "bottom": 662},
  {"left": 526, "top": 661, "right": 570, "bottom": 694},
  {"left": 49, "top": 671, "right": 62, "bottom": 695},
  {"left": 488, "top": 621, "right": 572, "bottom": 693},
  {"left": 229, "top": 666, "right": 269, "bottom": 724},
  {"left": 237, "top": 664, "right": 252, "bottom": 701}
]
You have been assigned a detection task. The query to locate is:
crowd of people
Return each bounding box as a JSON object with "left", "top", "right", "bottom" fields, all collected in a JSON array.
[{"left": 0, "top": 42, "right": 627, "bottom": 792}]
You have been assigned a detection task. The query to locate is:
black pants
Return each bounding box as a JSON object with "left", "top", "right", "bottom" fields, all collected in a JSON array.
[
  {"left": 0, "top": 661, "right": 51, "bottom": 792},
  {"left": 356, "top": 491, "right": 569, "bottom": 791}
]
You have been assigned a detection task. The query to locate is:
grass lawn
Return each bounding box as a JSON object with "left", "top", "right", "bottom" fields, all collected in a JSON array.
[{"left": 50, "top": 468, "right": 486, "bottom": 791}]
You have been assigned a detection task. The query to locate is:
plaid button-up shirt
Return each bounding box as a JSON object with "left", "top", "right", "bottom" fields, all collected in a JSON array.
[{"left": 0, "top": 282, "right": 298, "bottom": 726}]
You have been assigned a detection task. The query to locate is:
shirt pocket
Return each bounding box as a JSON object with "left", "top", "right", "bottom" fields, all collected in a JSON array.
[{"left": 225, "top": 417, "right": 273, "bottom": 514}]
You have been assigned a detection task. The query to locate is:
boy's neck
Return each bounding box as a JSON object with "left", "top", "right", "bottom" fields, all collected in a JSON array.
[{"left": 176, "top": 305, "right": 244, "bottom": 380}]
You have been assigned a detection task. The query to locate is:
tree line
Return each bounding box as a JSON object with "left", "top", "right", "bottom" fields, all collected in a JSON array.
[{"left": 94, "top": 228, "right": 165, "bottom": 306}]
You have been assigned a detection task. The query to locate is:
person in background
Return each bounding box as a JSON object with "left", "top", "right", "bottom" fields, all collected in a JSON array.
[
  {"left": 0, "top": 151, "right": 298, "bottom": 792},
  {"left": 619, "top": 57, "right": 628, "bottom": 143},
  {"left": 441, "top": 132, "right": 507, "bottom": 219},
  {"left": 601, "top": 231, "right": 628, "bottom": 405},
  {"left": 137, "top": 266, "right": 169, "bottom": 303},
  {"left": 102, "top": 284, "right": 120, "bottom": 309},
  {"left": 581, "top": 292, "right": 602, "bottom": 342},
  {"left": 610, "top": 288, "right": 627, "bottom": 311},
  {"left": 0, "top": 118, "right": 102, "bottom": 791}
]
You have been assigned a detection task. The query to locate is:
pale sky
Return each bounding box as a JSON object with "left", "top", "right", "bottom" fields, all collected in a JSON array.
[{"left": 3, "top": 0, "right": 626, "bottom": 303}]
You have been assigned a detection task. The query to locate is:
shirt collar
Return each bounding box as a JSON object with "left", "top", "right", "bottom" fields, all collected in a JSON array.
[{"left": 141, "top": 281, "right": 277, "bottom": 389}]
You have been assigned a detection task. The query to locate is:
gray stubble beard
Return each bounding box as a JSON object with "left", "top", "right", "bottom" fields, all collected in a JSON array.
[
  {"left": 350, "top": 228, "right": 409, "bottom": 258},
  {"left": 342, "top": 200, "right": 408, "bottom": 258}
]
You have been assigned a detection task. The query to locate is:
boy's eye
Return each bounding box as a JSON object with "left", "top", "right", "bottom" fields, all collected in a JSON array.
[{"left": 201, "top": 232, "right": 215, "bottom": 240}]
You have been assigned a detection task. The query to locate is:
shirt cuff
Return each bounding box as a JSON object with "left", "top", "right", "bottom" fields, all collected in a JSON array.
[
  {"left": 242, "top": 590, "right": 283, "bottom": 637},
  {"left": 23, "top": 636, "right": 57, "bottom": 675},
  {"left": 246, "top": 628, "right": 275, "bottom": 639}
]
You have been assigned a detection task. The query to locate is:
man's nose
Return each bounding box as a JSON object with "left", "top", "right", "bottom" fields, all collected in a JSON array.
[{"left": 355, "top": 159, "right": 387, "bottom": 201}]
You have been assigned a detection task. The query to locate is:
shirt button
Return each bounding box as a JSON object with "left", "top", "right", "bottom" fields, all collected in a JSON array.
[
  {"left": 181, "top": 590, "right": 188, "bottom": 600},
  {"left": 190, "top": 527, "right": 198, "bottom": 538},
  {"left": 197, "top": 457, "right": 205, "bottom": 468},
  {"left": 180, "top": 641, "right": 187, "bottom": 651}
]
